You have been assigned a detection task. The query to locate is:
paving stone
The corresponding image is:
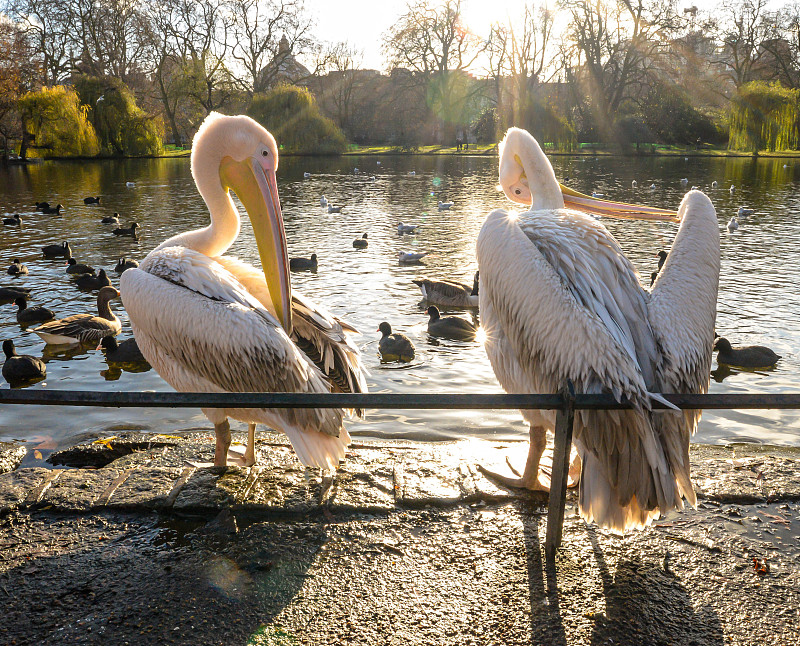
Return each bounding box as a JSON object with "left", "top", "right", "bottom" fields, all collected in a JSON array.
[
  {"left": 172, "top": 466, "right": 251, "bottom": 513},
  {"left": 0, "top": 468, "right": 48, "bottom": 513},
  {"left": 394, "top": 454, "right": 468, "bottom": 507},
  {"left": 107, "top": 467, "right": 185, "bottom": 510},
  {"left": 0, "top": 442, "right": 27, "bottom": 474},
  {"left": 321, "top": 449, "right": 396, "bottom": 511},
  {"left": 42, "top": 469, "right": 122, "bottom": 511}
]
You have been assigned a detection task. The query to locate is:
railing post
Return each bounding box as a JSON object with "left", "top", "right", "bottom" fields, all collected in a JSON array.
[{"left": 546, "top": 380, "right": 576, "bottom": 559}]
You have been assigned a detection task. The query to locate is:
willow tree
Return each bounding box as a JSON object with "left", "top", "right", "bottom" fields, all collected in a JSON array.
[
  {"left": 729, "top": 81, "right": 800, "bottom": 152},
  {"left": 74, "top": 75, "right": 164, "bottom": 156},
  {"left": 247, "top": 85, "right": 346, "bottom": 153},
  {"left": 18, "top": 86, "right": 99, "bottom": 157}
]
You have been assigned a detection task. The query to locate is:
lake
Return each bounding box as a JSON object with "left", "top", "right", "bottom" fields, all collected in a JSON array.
[{"left": 1, "top": 152, "right": 798, "bottom": 456}]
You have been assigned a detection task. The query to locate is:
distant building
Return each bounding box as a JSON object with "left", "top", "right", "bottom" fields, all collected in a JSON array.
[{"left": 257, "top": 35, "right": 311, "bottom": 89}]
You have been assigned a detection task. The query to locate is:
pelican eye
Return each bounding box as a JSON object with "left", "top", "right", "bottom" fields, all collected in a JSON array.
[
  {"left": 515, "top": 189, "right": 521, "bottom": 195},
  {"left": 261, "top": 150, "right": 269, "bottom": 156}
]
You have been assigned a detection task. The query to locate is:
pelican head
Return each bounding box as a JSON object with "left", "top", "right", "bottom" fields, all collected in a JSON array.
[
  {"left": 192, "top": 112, "right": 291, "bottom": 332},
  {"left": 498, "top": 127, "right": 678, "bottom": 222}
]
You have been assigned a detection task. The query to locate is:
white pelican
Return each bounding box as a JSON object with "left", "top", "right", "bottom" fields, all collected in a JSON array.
[
  {"left": 728, "top": 216, "right": 739, "bottom": 232},
  {"left": 412, "top": 271, "right": 479, "bottom": 308},
  {"left": 120, "top": 113, "right": 366, "bottom": 469},
  {"left": 477, "top": 128, "right": 719, "bottom": 531}
]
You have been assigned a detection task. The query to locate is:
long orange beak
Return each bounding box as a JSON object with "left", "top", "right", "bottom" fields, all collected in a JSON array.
[
  {"left": 219, "top": 154, "right": 292, "bottom": 334},
  {"left": 559, "top": 183, "right": 679, "bottom": 222}
]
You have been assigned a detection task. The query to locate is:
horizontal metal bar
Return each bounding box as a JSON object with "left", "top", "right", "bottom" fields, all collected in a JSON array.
[{"left": 1, "top": 390, "right": 800, "bottom": 410}]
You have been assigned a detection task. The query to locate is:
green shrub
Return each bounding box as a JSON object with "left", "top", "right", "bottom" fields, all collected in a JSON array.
[
  {"left": 18, "top": 86, "right": 99, "bottom": 157},
  {"left": 640, "top": 82, "right": 722, "bottom": 145},
  {"left": 247, "top": 85, "right": 347, "bottom": 154},
  {"left": 729, "top": 81, "right": 800, "bottom": 152},
  {"left": 74, "top": 75, "right": 164, "bottom": 156},
  {"left": 472, "top": 107, "right": 498, "bottom": 144},
  {"left": 516, "top": 97, "right": 576, "bottom": 151}
]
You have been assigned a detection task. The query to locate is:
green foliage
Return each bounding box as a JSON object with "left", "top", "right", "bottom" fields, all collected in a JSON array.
[
  {"left": 729, "top": 82, "right": 800, "bottom": 153},
  {"left": 615, "top": 116, "right": 656, "bottom": 146},
  {"left": 74, "top": 75, "right": 164, "bottom": 156},
  {"left": 247, "top": 85, "right": 347, "bottom": 154},
  {"left": 472, "top": 107, "right": 498, "bottom": 144},
  {"left": 18, "top": 85, "right": 99, "bottom": 156},
  {"left": 640, "top": 82, "right": 723, "bottom": 146},
  {"left": 516, "top": 97, "right": 576, "bottom": 151}
]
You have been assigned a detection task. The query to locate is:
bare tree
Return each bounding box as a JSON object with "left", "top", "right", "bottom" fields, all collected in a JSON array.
[
  {"left": 315, "top": 41, "right": 363, "bottom": 136},
  {"left": 5, "top": 0, "right": 73, "bottom": 85},
  {"left": 714, "top": 0, "right": 773, "bottom": 88}
]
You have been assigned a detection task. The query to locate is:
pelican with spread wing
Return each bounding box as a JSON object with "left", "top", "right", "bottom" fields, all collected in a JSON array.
[
  {"left": 120, "top": 113, "right": 366, "bottom": 470},
  {"left": 478, "top": 128, "right": 719, "bottom": 531}
]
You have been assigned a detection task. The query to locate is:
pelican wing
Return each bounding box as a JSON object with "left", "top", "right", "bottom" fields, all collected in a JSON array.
[
  {"left": 124, "top": 247, "right": 345, "bottom": 438},
  {"left": 210, "top": 254, "right": 367, "bottom": 403}
]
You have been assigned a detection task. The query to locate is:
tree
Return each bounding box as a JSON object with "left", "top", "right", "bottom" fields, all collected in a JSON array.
[
  {"left": 715, "top": 0, "right": 773, "bottom": 88},
  {"left": 18, "top": 85, "right": 99, "bottom": 156},
  {"left": 315, "top": 42, "right": 362, "bottom": 138},
  {"left": 0, "top": 19, "right": 40, "bottom": 158},
  {"left": 5, "top": 0, "right": 72, "bottom": 85},
  {"left": 729, "top": 81, "right": 800, "bottom": 152}
]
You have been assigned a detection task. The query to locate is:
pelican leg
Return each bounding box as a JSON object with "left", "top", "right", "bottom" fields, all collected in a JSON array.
[
  {"left": 567, "top": 451, "right": 582, "bottom": 488},
  {"left": 244, "top": 423, "right": 257, "bottom": 467},
  {"left": 478, "top": 424, "right": 549, "bottom": 492},
  {"left": 214, "top": 420, "right": 232, "bottom": 467}
]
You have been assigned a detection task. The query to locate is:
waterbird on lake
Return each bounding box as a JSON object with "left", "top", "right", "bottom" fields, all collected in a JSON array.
[
  {"left": 2, "top": 339, "right": 46, "bottom": 384},
  {"left": 591, "top": 191, "right": 604, "bottom": 198},
  {"left": 289, "top": 254, "right": 317, "bottom": 271},
  {"left": 711, "top": 181, "right": 718, "bottom": 188},
  {"left": 101, "top": 213, "right": 121, "bottom": 224},
  {"left": 680, "top": 178, "right": 688, "bottom": 185},
  {"left": 83, "top": 196, "right": 101, "bottom": 205},
  {"left": 412, "top": 271, "right": 479, "bottom": 308},
  {"left": 33, "top": 286, "right": 120, "bottom": 345},
  {"left": 114, "top": 257, "right": 138, "bottom": 273},
  {"left": 784, "top": 164, "right": 790, "bottom": 168},
  {"left": 691, "top": 186, "right": 699, "bottom": 190},
  {"left": 650, "top": 183, "right": 656, "bottom": 190},
  {"left": 376, "top": 161, "right": 381, "bottom": 165},
  {"left": 126, "top": 181, "right": 135, "bottom": 187},
  {"left": 42, "top": 242, "right": 71, "bottom": 258},
  {"left": 3, "top": 214, "right": 21, "bottom": 226},
  {"left": 397, "top": 222, "right": 419, "bottom": 234},
  {"left": 657, "top": 250, "right": 668, "bottom": 271},
  {"left": 41, "top": 203, "right": 62, "bottom": 215},
  {"left": 76, "top": 268, "right": 111, "bottom": 291},
  {"left": 631, "top": 180, "right": 637, "bottom": 188},
  {"left": 408, "top": 171, "right": 416, "bottom": 176},
  {"left": 34, "top": 202, "right": 49, "bottom": 211},
  {"left": 66, "top": 258, "right": 95, "bottom": 275},
  {"left": 728, "top": 217, "right": 739, "bottom": 232},
  {"left": 398, "top": 251, "right": 429, "bottom": 263},
  {"left": 650, "top": 271, "right": 658, "bottom": 287},
  {"left": 713, "top": 337, "right": 780, "bottom": 368},
  {"left": 354, "top": 168, "right": 359, "bottom": 174},
  {"left": 327, "top": 204, "right": 343, "bottom": 213},
  {"left": 0, "top": 286, "right": 30, "bottom": 304},
  {"left": 352, "top": 233, "right": 368, "bottom": 249},
  {"left": 425, "top": 305, "right": 477, "bottom": 340},
  {"left": 738, "top": 206, "right": 754, "bottom": 218},
  {"left": 320, "top": 195, "right": 327, "bottom": 207},
  {"left": 303, "top": 172, "right": 311, "bottom": 178},
  {"left": 438, "top": 201, "right": 454, "bottom": 210},
  {"left": 377, "top": 322, "right": 415, "bottom": 361},
  {"left": 113, "top": 222, "right": 139, "bottom": 237},
  {"left": 119, "top": 112, "right": 367, "bottom": 469},
  {"left": 99, "top": 335, "right": 149, "bottom": 364},
  {"left": 7, "top": 260, "right": 27, "bottom": 276},
  {"left": 730, "top": 185, "right": 735, "bottom": 193},
  {"left": 476, "top": 127, "right": 719, "bottom": 531},
  {"left": 12, "top": 297, "right": 54, "bottom": 325}
]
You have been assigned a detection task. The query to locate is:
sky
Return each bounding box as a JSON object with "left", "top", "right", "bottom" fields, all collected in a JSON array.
[{"left": 302, "top": 0, "right": 754, "bottom": 72}]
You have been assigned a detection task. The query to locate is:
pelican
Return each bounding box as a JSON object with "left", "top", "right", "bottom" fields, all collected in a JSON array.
[
  {"left": 412, "top": 271, "right": 479, "bottom": 308},
  {"left": 120, "top": 113, "right": 366, "bottom": 470},
  {"left": 728, "top": 217, "right": 738, "bottom": 232},
  {"left": 477, "top": 128, "right": 719, "bottom": 531}
]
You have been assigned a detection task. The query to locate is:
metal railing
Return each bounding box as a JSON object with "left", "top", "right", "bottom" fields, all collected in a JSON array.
[{"left": 2, "top": 388, "right": 799, "bottom": 560}]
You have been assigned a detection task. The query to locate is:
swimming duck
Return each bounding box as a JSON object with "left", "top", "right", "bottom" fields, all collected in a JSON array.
[
  {"left": 7, "top": 260, "right": 28, "bottom": 276},
  {"left": 397, "top": 222, "right": 419, "bottom": 234},
  {"left": 101, "top": 213, "right": 121, "bottom": 224},
  {"left": 657, "top": 249, "right": 668, "bottom": 270},
  {"left": 13, "top": 297, "right": 55, "bottom": 325},
  {"left": 99, "top": 335, "right": 149, "bottom": 364},
  {"left": 399, "top": 251, "right": 429, "bottom": 263},
  {"left": 32, "top": 286, "right": 120, "bottom": 345},
  {"left": 3, "top": 214, "right": 21, "bottom": 226},
  {"left": 76, "top": 268, "right": 111, "bottom": 291},
  {"left": 353, "top": 233, "right": 368, "bottom": 249},
  {"left": 438, "top": 201, "right": 453, "bottom": 210},
  {"left": 83, "top": 196, "right": 101, "bottom": 205},
  {"left": 713, "top": 337, "right": 781, "bottom": 368},
  {"left": 42, "top": 242, "right": 71, "bottom": 258},
  {"left": 289, "top": 254, "right": 318, "bottom": 271},
  {"left": 114, "top": 257, "right": 139, "bottom": 273},
  {"left": 0, "top": 286, "right": 30, "bottom": 304},
  {"left": 711, "top": 181, "right": 718, "bottom": 188},
  {"left": 425, "top": 306, "right": 477, "bottom": 340},
  {"left": 66, "top": 258, "right": 96, "bottom": 275},
  {"left": 738, "top": 206, "right": 754, "bottom": 218},
  {"left": 377, "top": 322, "right": 415, "bottom": 361},
  {"left": 113, "top": 222, "right": 139, "bottom": 237},
  {"left": 2, "top": 340, "right": 46, "bottom": 384},
  {"left": 327, "top": 204, "right": 343, "bottom": 213},
  {"left": 320, "top": 195, "right": 328, "bottom": 207},
  {"left": 34, "top": 202, "right": 50, "bottom": 211},
  {"left": 650, "top": 271, "right": 658, "bottom": 287},
  {"left": 413, "top": 271, "right": 479, "bottom": 308},
  {"left": 41, "top": 203, "right": 62, "bottom": 215}
]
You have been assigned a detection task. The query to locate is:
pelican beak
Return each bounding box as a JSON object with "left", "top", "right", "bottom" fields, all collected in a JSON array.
[
  {"left": 559, "top": 183, "right": 679, "bottom": 222},
  {"left": 220, "top": 154, "right": 292, "bottom": 334}
]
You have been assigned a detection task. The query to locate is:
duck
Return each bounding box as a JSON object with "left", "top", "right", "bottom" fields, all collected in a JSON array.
[
  {"left": 738, "top": 206, "right": 754, "bottom": 218},
  {"left": 66, "top": 258, "right": 96, "bottom": 275},
  {"left": 32, "top": 286, "right": 120, "bottom": 345},
  {"left": 34, "top": 202, "right": 50, "bottom": 211},
  {"left": 711, "top": 181, "right": 718, "bottom": 188},
  {"left": 727, "top": 217, "right": 739, "bottom": 232},
  {"left": 41, "top": 203, "right": 62, "bottom": 215},
  {"left": 438, "top": 201, "right": 454, "bottom": 210},
  {"left": 377, "top": 322, "right": 415, "bottom": 361},
  {"left": 101, "top": 213, "right": 121, "bottom": 224},
  {"left": 42, "top": 242, "right": 71, "bottom": 258},
  {"left": 99, "top": 335, "right": 149, "bottom": 364},
  {"left": 7, "top": 260, "right": 27, "bottom": 276},
  {"left": 657, "top": 249, "right": 668, "bottom": 270},
  {"left": 649, "top": 271, "right": 658, "bottom": 287},
  {"left": 425, "top": 305, "right": 477, "bottom": 340},
  {"left": 12, "top": 297, "right": 55, "bottom": 325},
  {"left": 76, "top": 268, "right": 111, "bottom": 291},
  {"left": 327, "top": 204, "right": 343, "bottom": 213},
  {"left": 289, "top": 254, "right": 318, "bottom": 271},
  {"left": 83, "top": 196, "right": 101, "bottom": 205},
  {"left": 0, "top": 286, "right": 31, "bottom": 304},
  {"left": 3, "top": 214, "right": 21, "bottom": 226},
  {"left": 413, "top": 271, "right": 479, "bottom": 308},
  {"left": 399, "top": 251, "right": 429, "bottom": 263},
  {"left": 713, "top": 337, "right": 781, "bottom": 368},
  {"left": 113, "top": 222, "right": 139, "bottom": 237},
  {"left": 353, "top": 233, "right": 368, "bottom": 249},
  {"left": 2, "top": 340, "right": 46, "bottom": 385},
  {"left": 397, "top": 222, "right": 419, "bottom": 234},
  {"left": 114, "top": 257, "right": 139, "bottom": 273}
]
